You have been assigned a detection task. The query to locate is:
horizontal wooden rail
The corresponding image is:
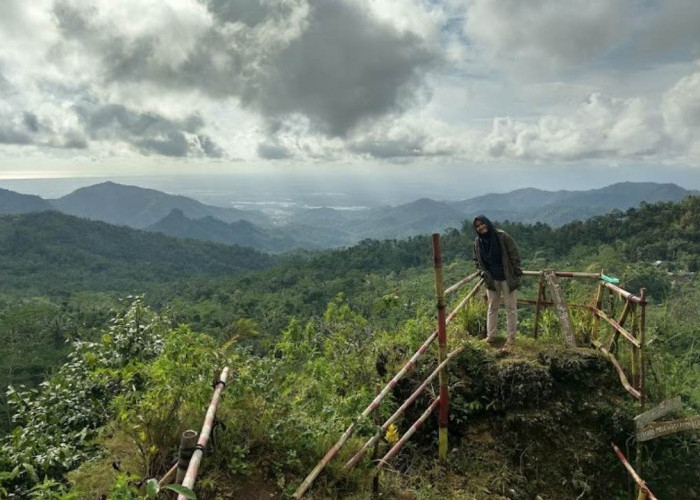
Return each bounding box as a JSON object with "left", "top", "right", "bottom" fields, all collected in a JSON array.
[
  {"left": 603, "top": 282, "right": 644, "bottom": 303},
  {"left": 593, "top": 308, "right": 641, "bottom": 348},
  {"left": 611, "top": 443, "right": 657, "bottom": 500},
  {"left": 593, "top": 341, "right": 641, "bottom": 400},
  {"left": 377, "top": 397, "right": 440, "bottom": 470},
  {"left": 444, "top": 271, "right": 480, "bottom": 296},
  {"left": 518, "top": 299, "right": 594, "bottom": 311},
  {"left": 522, "top": 270, "right": 601, "bottom": 279}
]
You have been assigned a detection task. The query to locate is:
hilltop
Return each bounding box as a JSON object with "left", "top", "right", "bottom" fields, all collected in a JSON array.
[{"left": 50, "top": 181, "right": 273, "bottom": 228}]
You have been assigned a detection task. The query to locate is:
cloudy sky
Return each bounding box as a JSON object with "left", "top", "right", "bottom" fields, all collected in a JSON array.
[{"left": 1, "top": 0, "right": 700, "bottom": 194}]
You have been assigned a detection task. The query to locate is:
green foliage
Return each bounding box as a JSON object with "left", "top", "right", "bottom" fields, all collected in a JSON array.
[
  {"left": 0, "top": 298, "right": 168, "bottom": 496},
  {"left": 0, "top": 196, "right": 700, "bottom": 498}
]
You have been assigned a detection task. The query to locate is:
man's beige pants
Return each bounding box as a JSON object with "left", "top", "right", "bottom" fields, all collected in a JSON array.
[{"left": 486, "top": 280, "right": 517, "bottom": 341}]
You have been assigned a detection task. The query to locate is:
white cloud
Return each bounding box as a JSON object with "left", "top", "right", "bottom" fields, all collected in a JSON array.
[
  {"left": 479, "top": 92, "right": 662, "bottom": 161},
  {"left": 663, "top": 68, "right": 700, "bottom": 157}
]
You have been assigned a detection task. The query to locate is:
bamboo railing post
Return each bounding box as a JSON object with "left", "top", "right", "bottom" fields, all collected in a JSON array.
[
  {"left": 636, "top": 288, "right": 647, "bottom": 494},
  {"left": 371, "top": 383, "right": 381, "bottom": 498},
  {"left": 544, "top": 270, "right": 576, "bottom": 346},
  {"left": 176, "top": 430, "right": 198, "bottom": 484},
  {"left": 431, "top": 234, "right": 449, "bottom": 463},
  {"left": 630, "top": 303, "right": 640, "bottom": 390},
  {"left": 533, "top": 273, "right": 545, "bottom": 339},
  {"left": 608, "top": 289, "right": 618, "bottom": 352},
  {"left": 592, "top": 278, "right": 605, "bottom": 342},
  {"left": 639, "top": 288, "right": 646, "bottom": 407}
]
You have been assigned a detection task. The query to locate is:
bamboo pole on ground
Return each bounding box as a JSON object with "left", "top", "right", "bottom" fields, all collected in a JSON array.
[
  {"left": 178, "top": 367, "right": 230, "bottom": 500},
  {"left": 432, "top": 234, "right": 449, "bottom": 463}
]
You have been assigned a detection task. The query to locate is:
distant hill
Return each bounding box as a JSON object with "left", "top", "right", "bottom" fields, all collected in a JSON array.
[
  {"left": 0, "top": 211, "right": 274, "bottom": 294},
  {"left": 147, "top": 209, "right": 300, "bottom": 252},
  {"left": 50, "top": 181, "right": 272, "bottom": 229},
  {"left": 359, "top": 198, "right": 466, "bottom": 238},
  {"left": 147, "top": 209, "right": 357, "bottom": 251},
  {"left": 288, "top": 198, "right": 465, "bottom": 242},
  {"left": 2, "top": 180, "right": 694, "bottom": 252},
  {"left": 284, "top": 182, "right": 695, "bottom": 245},
  {"left": 448, "top": 182, "right": 695, "bottom": 226},
  {"left": 0, "top": 187, "right": 53, "bottom": 214}
]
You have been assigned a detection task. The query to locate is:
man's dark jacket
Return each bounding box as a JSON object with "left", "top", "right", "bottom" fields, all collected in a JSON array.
[{"left": 473, "top": 230, "right": 523, "bottom": 291}]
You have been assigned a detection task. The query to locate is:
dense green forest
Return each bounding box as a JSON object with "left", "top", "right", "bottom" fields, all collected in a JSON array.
[{"left": 1, "top": 197, "right": 700, "bottom": 498}]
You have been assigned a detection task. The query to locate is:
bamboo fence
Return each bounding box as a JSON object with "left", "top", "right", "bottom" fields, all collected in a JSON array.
[{"left": 295, "top": 262, "right": 651, "bottom": 497}]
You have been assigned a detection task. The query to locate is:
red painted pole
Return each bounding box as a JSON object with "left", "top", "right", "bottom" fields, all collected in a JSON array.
[
  {"left": 611, "top": 442, "right": 657, "bottom": 500},
  {"left": 432, "top": 234, "right": 449, "bottom": 463}
]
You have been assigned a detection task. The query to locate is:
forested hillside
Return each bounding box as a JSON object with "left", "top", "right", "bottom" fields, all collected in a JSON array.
[
  {"left": 1, "top": 196, "right": 699, "bottom": 498},
  {"left": 0, "top": 211, "right": 274, "bottom": 295}
]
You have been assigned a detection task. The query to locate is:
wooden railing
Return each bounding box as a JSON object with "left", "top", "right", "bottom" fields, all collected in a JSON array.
[{"left": 293, "top": 236, "right": 651, "bottom": 498}]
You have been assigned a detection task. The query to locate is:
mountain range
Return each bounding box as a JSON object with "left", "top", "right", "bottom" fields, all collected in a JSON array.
[{"left": 0, "top": 180, "right": 695, "bottom": 252}]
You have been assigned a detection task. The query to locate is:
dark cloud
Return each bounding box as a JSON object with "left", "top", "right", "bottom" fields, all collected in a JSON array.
[
  {"left": 257, "top": 140, "right": 293, "bottom": 160},
  {"left": 74, "top": 102, "right": 224, "bottom": 157},
  {"left": 137, "top": 132, "right": 189, "bottom": 157},
  {"left": 23, "top": 112, "right": 40, "bottom": 132},
  {"left": 257, "top": 2, "right": 437, "bottom": 137},
  {"left": 51, "top": 0, "right": 438, "bottom": 138},
  {"left": 0, "top": 108, "right": 85, "bottom": 148},
  {"left": 204, "top": 0, "right": 272, "bottom": 27},
  {"left": 0, "top": 126, "right": 31, "bottom": 145}
]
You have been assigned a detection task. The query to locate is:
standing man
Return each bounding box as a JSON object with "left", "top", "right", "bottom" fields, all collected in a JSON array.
[{"left": 472, "top": 215, "right": 523, "bottom": 348}]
